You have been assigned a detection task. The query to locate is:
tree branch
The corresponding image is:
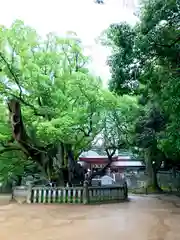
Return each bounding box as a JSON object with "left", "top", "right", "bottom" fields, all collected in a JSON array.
[
  {"left": 0, "top": 52, "right": 50, "bottom": 118},
  {"left": 1, "top": 89, "right": 50, "bottom": 118},
  {"left": 74, "top": 52, "right": 79, "bottom": 72},
  {"left": 62, "top": 45, "right": 72, "bottom": 74},
  {"left": 0, "top": 146, "right": 21, "bottom": 155},
  {"left": 76, "top": 112, "right": 93, "bottom": 137},
  {"left": 0, "top": 52, "right": 23, "bottom": 99},
  {"left": 154, "top": 36, "right": 180, "bottom": 48},
  {"left": 86, "top": 145, "right": 117, "bottom": 184}
]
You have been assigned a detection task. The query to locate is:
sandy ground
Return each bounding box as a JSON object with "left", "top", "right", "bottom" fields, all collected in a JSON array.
[{"left": 0, "top": 194, "right": 180, "bottom": 240}]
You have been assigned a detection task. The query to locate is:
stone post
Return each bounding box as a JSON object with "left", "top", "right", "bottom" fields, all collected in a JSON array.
[
  {"left": 26, "top": 184, "right": 32, "bottom": 204},
  {"left": 83, "top": 180, "right": 89, "bottom": 204},
  {"left": 123, "top": 181, "right": 128, "bottom": 200}
]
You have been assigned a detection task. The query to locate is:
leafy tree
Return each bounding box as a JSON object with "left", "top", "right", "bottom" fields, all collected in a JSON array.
[
  {"left": 102, "top": 0, "right": 180, "bottom": 190},
  {"left": 0, "top": 20, "right": 118, "bottom": 186},
  {"left": 100, "top": 22, "right": 137, "bottom": 95},
  {"left": 0, "top": 98, "right": 38, "bottom": 186},
  {"left": 89, "top": 95, "right": 139, "bottom": 181},
  {"left": 137, "top": 0, "right": 180, "bottom": 163},
  {"left": 135, "top": 0, "right": 180, "bottom": 172},
  {"left": 134, "top": 105, "right": 167, "bottom": 190}
]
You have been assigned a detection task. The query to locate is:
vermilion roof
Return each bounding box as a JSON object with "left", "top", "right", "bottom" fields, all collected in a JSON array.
[
  {"left": 79, "top": 155, "right": 137, "bottom": 164},
  {"left": 79, "top": 156, "right": 118, "bottom": 163},
  {"left": 78, "top": 155, "right": 144, "bottom": 167}
]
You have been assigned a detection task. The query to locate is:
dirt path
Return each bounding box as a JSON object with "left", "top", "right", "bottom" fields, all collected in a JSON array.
[{"left": 0, "top": 195, "right": 180, "bottom": 240}]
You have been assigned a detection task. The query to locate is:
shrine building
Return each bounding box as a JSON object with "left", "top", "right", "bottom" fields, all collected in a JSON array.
[{"left": 79, "top": 151, "right": 145, "bottom": 172}]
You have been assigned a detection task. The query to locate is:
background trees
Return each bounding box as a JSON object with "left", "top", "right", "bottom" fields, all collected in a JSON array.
[
  {"left": 89, "top": 95, "right": 139, "bottom": 181},
  {"left": 102, "top": 0, "right": 180, "bottom": 190},
  {"left": 0, "top": 0, "right": 179, "bottom": 190}
]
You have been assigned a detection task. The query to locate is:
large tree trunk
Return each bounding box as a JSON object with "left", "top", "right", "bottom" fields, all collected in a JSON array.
[
  {"left": 8, "top": 99, "right": 47, "bottom": 167},
  {"left": 66, "top": 144, "right": 85, "bottom": 186},
  {"left": 146, "top": 155, "right": 162, "bottom": 192},
  {"left": 16, "top": 175, "right": 22, "bottom": 186},
  {"left": 7, "top": 99, "right": 85, "bottom": 186}
]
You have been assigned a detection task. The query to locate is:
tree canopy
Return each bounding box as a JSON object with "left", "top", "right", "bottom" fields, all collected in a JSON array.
[
  {"left": 0, "top": 20, "right": 132, "bottom": 186},
  {"left": 102, "top": 0, "right": 180, "bottom": 190},
  {"left": 0, "top": 0, "right": 179, "bottom": 189}
]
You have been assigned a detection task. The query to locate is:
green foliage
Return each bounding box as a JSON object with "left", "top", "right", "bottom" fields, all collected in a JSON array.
[
  {"left": 103, "top": 0, "right": 180, "bottom": 174},
  {"left": 0, "top": 20, "right": 124, "bottom": 181},
  {"left": 101, "top": 22, "right": 138, "bottom": 95},
  {"left": 0, "top": 20, "right": 116, "bottom": 146},
  {"left": 0, "top": 151, "right": 34, "bottom": 183},
  {"left": 93, "top": 95, "right": 139, "bottom": 154},
  {"left": 0, "top": 101, "right": 11, "bottom": 142},
  {"left": 136, "top": 0, "right": 180, "bottom": 161},
  {"left": 0, "top": 98, "right": 37, "bottom": 183}
]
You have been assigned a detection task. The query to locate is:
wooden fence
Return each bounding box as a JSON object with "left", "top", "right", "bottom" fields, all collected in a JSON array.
[{"left": 13, "top": 182, "right": 128, "bottom": 204}]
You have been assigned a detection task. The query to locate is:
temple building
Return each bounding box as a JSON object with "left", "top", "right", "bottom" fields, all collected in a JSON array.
[{"left": 79, "top": 150, "right": 145, "bottom": 173}]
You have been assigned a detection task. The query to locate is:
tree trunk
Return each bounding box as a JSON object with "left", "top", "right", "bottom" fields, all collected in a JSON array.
[
  {"left": 8, "top": 99, "right": 47, "bottom": 167},
  {"left": 146, "top": 156, "right": 162, "bottom": 192},
  {"left": 66, "top": 144, "right": 85, "bottom": 186},
  {"left": 87, "top": 149, "right": 115, "bottom": 185},
  {"left": 172, "top": 166, "right": 177, "bottom": 178},
  {"left": 7, "top": 99, "right": 85, "bottom": 186},
  {"left": 16, "top": 175, "right": 22, "bottom": 186}
]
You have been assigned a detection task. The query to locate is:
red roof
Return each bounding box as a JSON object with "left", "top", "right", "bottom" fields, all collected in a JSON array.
[{"left": 79, "top": 155, "right": 128, "bottom": 164}]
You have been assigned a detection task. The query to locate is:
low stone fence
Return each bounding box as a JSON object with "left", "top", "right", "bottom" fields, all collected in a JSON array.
[{"left": 13, "top": 182, "right": 128, "bottom": 204}]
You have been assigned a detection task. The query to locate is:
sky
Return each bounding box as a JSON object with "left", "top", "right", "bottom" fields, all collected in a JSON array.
[{"left": 0, "top": 0, "right": 138, "bottom": 85}]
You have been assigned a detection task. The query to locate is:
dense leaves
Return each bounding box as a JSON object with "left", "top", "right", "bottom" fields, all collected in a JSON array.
[
  {"left": 0, "top": 0, "right": 179, "bottom": 188},
  {"left": 101, "top": 22, "right": 137, "bottom": 94},
  {"left": 0, "top": 20, "right": 128, "bottom": 185},
  {"left": 94, "top": 95, "right": 139, "bottom": 153},
  {"left": 103, "top": 0, "right": 180, "bottom": 189}
]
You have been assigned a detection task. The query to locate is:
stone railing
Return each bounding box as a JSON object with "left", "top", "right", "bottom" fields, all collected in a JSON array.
[{"left": 13, "top": 182, "right": 128, "bottom": 204}]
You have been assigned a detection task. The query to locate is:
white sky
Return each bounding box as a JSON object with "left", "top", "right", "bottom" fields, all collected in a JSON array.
[{"left": 0, "top": 0, "right": 138, "bottom": 85}]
